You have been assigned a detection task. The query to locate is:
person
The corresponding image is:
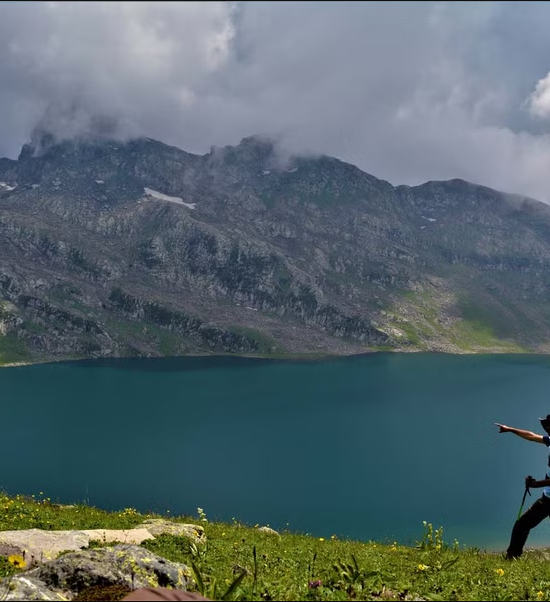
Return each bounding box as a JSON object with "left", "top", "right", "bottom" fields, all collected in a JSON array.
[{"left": 496, "top": 415, "right": 550, "bottom": 559}]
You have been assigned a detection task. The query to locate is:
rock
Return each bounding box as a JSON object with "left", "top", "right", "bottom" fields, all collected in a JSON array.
[
  {"left": 0, "top": 528, "right": 156, "bottom": 567},
  {"left": 0, "top": 543, "right": 25, "bottom": 558},
  {"left": 232, "top": 564, "right": 252, "bottom": 576},
  {"left": 72, "top": 584, "right": 132, "bottom": 601},
  {"left": 0, "top": 529, "right": 89, "bottom": 565},
  {"left": 82, "top": 529, "right": 155, "bottom": 545},
  {"left": 136, "top": 519, "right": 206, "bottom": 543},
  {"left": 256, "top": 526, "right": 280, "bottom": 537},
  {"left": 0, "top": 545, "right": 191, "bottom": 601},
  {"left": 35, "top": 545, "right": 190, "bottom": 591},
  {"left": 0, "top": 575, "right": 68, "bottom": 601}
]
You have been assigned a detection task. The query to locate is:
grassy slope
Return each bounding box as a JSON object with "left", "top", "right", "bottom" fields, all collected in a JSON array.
[
  {"left": 0, "top": 332, "right": 32, "bottom": 365},
  {"left": 387, "top": 287, "right": 531, "bottom": 353},
  {"left": 2, "top": 492, "right": 550, "bottom": 601}
]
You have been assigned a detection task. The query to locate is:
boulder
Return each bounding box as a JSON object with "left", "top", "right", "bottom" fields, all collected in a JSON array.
[
  {"left": 0, "top": 530, "right": 89, "bottom": 565},
  {"left": 0, "top": 575, "right": 68, "bottom": 601},
  {"left": 82, "top": 529, "right": 155, "bottom": 545},
  {"left": 256, "top": 526, "right": 280, "bottom": 537},
  {"left": 34, "top": 545, "right": 191, "bottom": 592},
  {"left": 0, "top": 545, "right": 191, "bottom": 601},
  {"left": 0, "top": 543, "right": 25, "bottom": 558},
  {"left": 0, "top": 522, "right": 204, "bottom": 568},
  {"left": 137, "top": 520, "right": 206, "bottom": 543}
]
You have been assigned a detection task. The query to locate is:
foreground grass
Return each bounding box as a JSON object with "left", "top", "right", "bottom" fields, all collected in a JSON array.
[{"left": 2, "top": 492, "right": 550, "bottom": 601}]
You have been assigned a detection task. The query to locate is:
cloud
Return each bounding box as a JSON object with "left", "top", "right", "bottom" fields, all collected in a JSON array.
[
  {"left": 0, "top": 1, "right": 234, "bottom": 145},
  {"left": 527, "top": 72, "right": 550, "bottom": 119},
  {"left": 3, "top": 2, "right": 550, "bottom": 202}
]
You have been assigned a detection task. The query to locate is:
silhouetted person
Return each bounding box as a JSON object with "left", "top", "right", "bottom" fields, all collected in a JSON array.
[{"left": 496, "top": 415, "right": 550, "bottom": 559}]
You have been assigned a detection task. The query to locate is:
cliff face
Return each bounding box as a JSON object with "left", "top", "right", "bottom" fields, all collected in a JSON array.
[{"left": 1, "top": 132, "right": 550, "bottom": 363}]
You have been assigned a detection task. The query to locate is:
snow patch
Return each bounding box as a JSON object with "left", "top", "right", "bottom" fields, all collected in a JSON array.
[
  {"left": 31, "top": 184, "right": 40, "bottom": 189},
  {"left": 262, "top": 170, "right": 271, "bottom": 175},
  {"left": 287, "top": 167, "right": 298, "bottom": 173},
  {"left": 95, "top": 179, "right": 105, "bottom": 184},
  {"left": 421, "top": 216, "right": 437, "bottom": 222},
  {"left": 0, "top": 182, "right": 16, "bottom": 191},
  {"left": 143, "top": 187, "right": 196, "bottom": 210}
]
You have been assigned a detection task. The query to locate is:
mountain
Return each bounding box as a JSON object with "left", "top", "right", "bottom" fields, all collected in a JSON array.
[{"left": 1, "top": 131, "right": 550, "bottom": 364}]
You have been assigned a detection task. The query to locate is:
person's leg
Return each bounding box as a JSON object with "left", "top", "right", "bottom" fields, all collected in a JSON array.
[{"left": 506, "top": 495, "right": 550, "bottom": 559}]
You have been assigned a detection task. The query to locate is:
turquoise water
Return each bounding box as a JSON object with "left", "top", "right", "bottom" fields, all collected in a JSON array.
[{"left": 3, "top": 352, "right": 550, "bottom": 551}]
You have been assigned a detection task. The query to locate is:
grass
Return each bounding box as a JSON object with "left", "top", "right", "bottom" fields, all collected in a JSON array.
[
  {"left": 227, "top": 325, "right": 283, "bottom": 354},
  {"left": 388, "top": 289, "right": 529, "bottom": 353},
  {"left": 449, "top": 320, "right": 525, "bottom": 353},
  {"left": 105, "top": 318, "right": 184, "bottom": 356},
  {"left": 2, "top": 492, "right": 550, "bottom": 600},
  {"left": 0, "top": 332, "right": 32, "bottom": 365}
]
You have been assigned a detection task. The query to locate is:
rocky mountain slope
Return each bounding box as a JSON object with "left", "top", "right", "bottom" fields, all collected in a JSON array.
[{"left": 1, "top": 130, "right": 550, "bottom": 364}]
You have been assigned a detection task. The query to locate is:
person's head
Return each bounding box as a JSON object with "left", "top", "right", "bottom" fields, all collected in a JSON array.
[{"left": 540, "top": 415, "right": 550, "bottom": 434}]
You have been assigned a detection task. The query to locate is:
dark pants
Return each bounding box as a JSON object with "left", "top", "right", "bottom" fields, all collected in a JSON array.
[{"left": 506, "top": 494, "right": 550, "bottom": 558}]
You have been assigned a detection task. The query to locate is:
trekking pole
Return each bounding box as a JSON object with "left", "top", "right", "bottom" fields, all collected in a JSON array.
[{"left": 518, "top": 485, "right": 531, "bottom": 520}]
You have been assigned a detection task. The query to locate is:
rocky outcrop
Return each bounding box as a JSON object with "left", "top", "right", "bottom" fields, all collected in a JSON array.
[
  {"left": 0, "top": 523, "right": 205, "bottom": 567},
  {"left": 0, "top": 530, "right": 89, "bottom": 565},
  {"left": 135, "top": 520, "right": 205, "bottom": 543},
  {"left": 0, "top": 545, "right": 191, "bottom": 601}
]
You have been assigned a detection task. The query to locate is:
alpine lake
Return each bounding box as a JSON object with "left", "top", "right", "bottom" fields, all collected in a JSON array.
[{"left": 3, "top": 352, "right": 550, "bottom": 552}]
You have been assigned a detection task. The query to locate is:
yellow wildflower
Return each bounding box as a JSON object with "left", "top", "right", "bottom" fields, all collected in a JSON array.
[
  {"left": 319, "top": 537, "right": 325, "bottom": 542},
  {"left": 8, "top": 555, "right": 26, "bottom": 569},
  {"left": 418, "top": 564, "right": 428, "bottom": 571},
  {"left": 537, "top": 592, "right": 544, "bottom": 600},
  {"left": 495, "top": 568, "right": 505, "bottom": 577}
]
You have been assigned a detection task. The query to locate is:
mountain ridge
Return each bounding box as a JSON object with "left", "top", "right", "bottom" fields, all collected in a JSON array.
[{"left": 1, "top": 132, "right": 549, "bottom": 365}]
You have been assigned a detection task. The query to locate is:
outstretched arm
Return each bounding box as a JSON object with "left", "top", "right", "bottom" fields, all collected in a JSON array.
[
  {"left": 495, "top": 423, "right": 545, "bottom": 444},
  {"left": 527, "top": 475, "right": 550, "bottom": 488}
]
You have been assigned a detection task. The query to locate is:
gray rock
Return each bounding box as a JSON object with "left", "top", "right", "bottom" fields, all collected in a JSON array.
[
  {"left": 0, "top": 530, "right": 89, "bottom": 565},
  {"left": 82, "top": 528, "right": 155, "bottom": 545},
  {"left": 34, "top": 544, "right": 190, "bottom": 594},
  {"left": 137, "top": 519, "right": 206, "bottom": 543},
  {"left": 0, "top": 545, "right": 191, "bottom": 600},
  {"left": 0, "top": 543, "right": 25, "bottom": 558},
  {"left": 256, "top": 526, "right": 280, "bottom": 537},
  {"left": 0, "top": 575, "right": 68, "bottom": 601},
  {"left": 0, "top": 529, "right": 157, "bottom": 567}
]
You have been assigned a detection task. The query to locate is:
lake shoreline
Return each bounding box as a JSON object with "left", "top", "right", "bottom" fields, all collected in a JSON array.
[{"left": 2, "top": 344, "right": 547, "bottom": 370}]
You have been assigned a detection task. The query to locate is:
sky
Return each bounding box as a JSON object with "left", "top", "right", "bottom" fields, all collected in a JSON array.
[{"left": 3, "top": 1, "right": 550, "bottom": 201}]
